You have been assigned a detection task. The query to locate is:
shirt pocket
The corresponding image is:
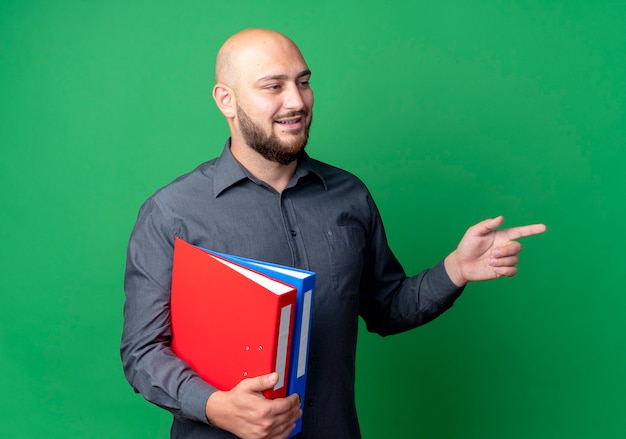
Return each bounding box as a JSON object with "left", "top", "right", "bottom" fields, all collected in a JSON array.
[{"left": 325, "top": 226, "right": 366, "bottom": 300}]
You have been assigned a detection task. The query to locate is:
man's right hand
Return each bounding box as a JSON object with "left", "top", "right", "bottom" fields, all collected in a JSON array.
[{"left": 205, "top": 372, "right": 302, "bottom": 439}]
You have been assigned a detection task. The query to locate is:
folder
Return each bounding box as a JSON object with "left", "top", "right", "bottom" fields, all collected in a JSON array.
[
  {"left": 211, "top": 253, "right": 315, "bottom": 437},
  {"left": 171, "top": 237, "right": 296, "bottom": 400}
]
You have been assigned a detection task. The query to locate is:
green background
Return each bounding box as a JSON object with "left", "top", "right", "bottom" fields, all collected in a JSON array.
[{"left": 1, "top": 0, "right": 624, "bottom": 437}]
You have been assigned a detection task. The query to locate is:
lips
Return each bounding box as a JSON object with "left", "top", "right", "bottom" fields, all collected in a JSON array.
[
  {"left": 274, "top": 115, "right": 306, "bottom": 131},
  {"left": 274, "top": 110, "right": 308, "bottom": 127},
  {"left": 276, "top": 118, "right": 301, "bottom": 125}
]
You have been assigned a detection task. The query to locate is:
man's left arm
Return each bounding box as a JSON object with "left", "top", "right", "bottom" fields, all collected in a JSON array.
[
  {"left": 358, "top": 197, "right": 465, "bottom": 336},
  {"left": 359, "top": 205, "right": 545, "bottom": 336}
]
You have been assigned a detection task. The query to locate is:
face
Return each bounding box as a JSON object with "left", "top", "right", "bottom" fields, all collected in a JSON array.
[{"left": 231, "top": 40, "right": 314, "bottom": 164}]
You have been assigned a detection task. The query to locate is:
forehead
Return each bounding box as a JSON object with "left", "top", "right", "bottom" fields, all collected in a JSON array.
[{"left": 236, "top": 39, "right": 309, "bottom": 83}]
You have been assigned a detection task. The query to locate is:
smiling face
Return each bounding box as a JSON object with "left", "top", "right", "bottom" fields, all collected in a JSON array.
[{"left": 214, "top": 29, "right": 314, "bottom": 164}]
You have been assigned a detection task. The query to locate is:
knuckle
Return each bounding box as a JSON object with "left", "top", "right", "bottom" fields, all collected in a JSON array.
[
  {"left": 258, "top": 419, "right": 274, "bottom": 434},
  {"left": 256, "top": 404, "right": 272, "bottom": 418}
]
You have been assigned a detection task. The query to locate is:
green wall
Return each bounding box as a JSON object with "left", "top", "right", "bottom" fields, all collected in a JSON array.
[{"left": 1, "top": 1, "right": 624, "bottom": 437}]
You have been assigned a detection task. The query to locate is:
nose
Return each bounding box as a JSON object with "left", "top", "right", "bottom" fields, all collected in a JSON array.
[{"left": 284, "top": 83, "right": 306, "bottom": 110}]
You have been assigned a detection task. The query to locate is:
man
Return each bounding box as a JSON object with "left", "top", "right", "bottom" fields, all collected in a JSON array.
[{"left": 121, "top": 28, "right": 546, "bottom": 439}]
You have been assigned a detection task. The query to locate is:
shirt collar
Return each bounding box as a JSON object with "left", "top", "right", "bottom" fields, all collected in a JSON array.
[{"left": 213, "top": 138, "right": 328, "bottom": 197}]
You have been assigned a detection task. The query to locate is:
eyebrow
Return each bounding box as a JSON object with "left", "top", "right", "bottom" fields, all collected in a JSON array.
[{"left": 255, "top": 69, "right": 312, "bottom": 84}]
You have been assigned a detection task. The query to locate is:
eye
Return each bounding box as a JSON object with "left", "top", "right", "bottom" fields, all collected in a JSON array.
[
  {"left": 265, "top": 84, "right": 281, "bottom": 91},
  {"left": 299, "top": 79, "right": 311, "bottom": 88}
]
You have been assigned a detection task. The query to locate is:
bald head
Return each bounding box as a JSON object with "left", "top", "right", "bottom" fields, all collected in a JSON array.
[{"left": 215, "top": 29, "right": 306, "bottom": 88}]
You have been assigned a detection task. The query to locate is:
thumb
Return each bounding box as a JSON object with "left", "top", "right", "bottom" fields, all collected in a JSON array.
[
  {"left": 243, "top": 372, "right": 279, "bottom": 393},
  {"left": 474, "top": 216, "right": 504, "bottom": 235}
]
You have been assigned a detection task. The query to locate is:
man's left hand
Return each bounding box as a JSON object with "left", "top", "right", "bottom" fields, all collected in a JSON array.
[{"left": 444, "top": 216, "right": 547, "bottom": 287}]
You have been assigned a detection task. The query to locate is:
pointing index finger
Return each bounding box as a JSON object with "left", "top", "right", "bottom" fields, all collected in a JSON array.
[{"left": 506, "top": 223, "right": 547, "bottom": 240}]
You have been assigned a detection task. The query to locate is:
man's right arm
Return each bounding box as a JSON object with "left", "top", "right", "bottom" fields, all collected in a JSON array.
[
  {"left": 121, "top": 198, "right": 215, "bottom": 422},
  {"left": 121, "top": 198, "right": 302, "bottom": 437}
]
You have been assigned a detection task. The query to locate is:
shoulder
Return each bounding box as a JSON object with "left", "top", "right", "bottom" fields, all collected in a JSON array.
[
  {"left": 307, "top": 157, "right": 370, "bottom": 193},
  {"left": 131, "top": 158, "right": 220, "bottom": 237},
  {"left": 150, "top": 158, "right": 217, "bottom": 203},
  {"left": 130, "top": 158, "right": 219, "bottom": 227}
]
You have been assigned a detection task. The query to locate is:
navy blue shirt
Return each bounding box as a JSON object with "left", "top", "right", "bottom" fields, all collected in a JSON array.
[{"left": 121, "top": 140, "right": 463, "bottom": 438}]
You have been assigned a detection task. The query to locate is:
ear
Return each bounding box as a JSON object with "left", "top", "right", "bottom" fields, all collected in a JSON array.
[{"left": 212, "top": 83, "right": 236, "bottom": 119}]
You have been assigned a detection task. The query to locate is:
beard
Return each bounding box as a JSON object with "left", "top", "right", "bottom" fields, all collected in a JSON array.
[{"left": 236, "top": 106, "right": 312, "bottom": 165}]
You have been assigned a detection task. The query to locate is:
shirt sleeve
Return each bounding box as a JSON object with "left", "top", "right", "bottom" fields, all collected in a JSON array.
[
  {"left": 120, "top": 197, "right": 216, "bottom": 422},
  {"left": 358, "top": 194, "right": 464, "bottom": 336}
]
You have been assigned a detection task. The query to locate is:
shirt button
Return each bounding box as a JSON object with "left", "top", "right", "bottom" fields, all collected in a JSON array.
[
  {"left": 306, "top": 399, "right": 314, "bottom": 407},
  {"left": 290, "top": 230, "right": 297, "bottom": 237}
]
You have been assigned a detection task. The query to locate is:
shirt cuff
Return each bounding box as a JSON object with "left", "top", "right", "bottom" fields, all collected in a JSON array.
[
  {"left": 180, "top": 375, "right": 218, "bottom": 423},
  {"left": 430, "top": 260, "right": 465, "bottom": 303}
]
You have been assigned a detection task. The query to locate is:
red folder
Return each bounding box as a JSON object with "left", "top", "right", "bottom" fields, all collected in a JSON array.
[{"left": 171, "top": 238, "right": 296, "bottom": 399}]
